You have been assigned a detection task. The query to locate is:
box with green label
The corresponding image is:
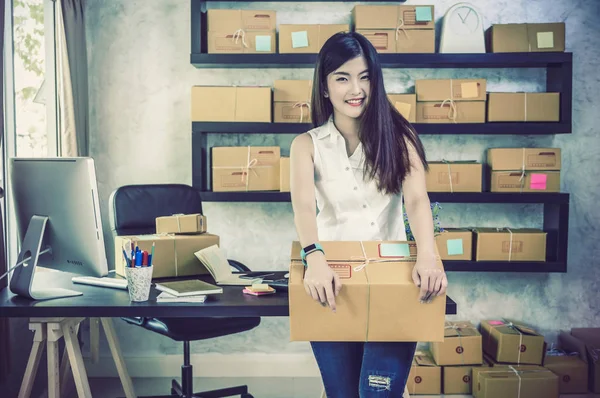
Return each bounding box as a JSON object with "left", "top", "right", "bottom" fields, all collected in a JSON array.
[
  {"left": 279, "top": 24, "right": 349, "bottom": 54},
  {"left": 387, "top": 94, "right": 416, "bottom": 122},
  {"left": 487, "top": 23, "right": 565, "bottom": 53},
  {"left": 435, "top": 228, "right": 473, "bottom": 261},
  {"left": 207, "top": 9, "right": 276, "bottom": 54}
]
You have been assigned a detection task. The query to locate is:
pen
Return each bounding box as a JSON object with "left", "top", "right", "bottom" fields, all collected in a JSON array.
[
  {"left": 122, "top": 249, "right": 129, "bottom": 266},
  {"left": 142, "top": 251, "right": 148, "bottom": 266},
  {"left": 135, "top": 251, "right": 142, "bottom": 267},
  {"left": 149, "top": 242, "right": 155, "bottom": 267}
]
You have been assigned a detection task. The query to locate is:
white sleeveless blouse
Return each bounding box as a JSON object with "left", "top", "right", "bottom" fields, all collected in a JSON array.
[{"left": 307, "top": 117, "right": 408, "bottom": 242}]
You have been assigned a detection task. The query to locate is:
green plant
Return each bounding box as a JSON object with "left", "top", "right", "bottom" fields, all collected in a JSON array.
[{"left": 404, "top": 202, "right": 444, "bottom": 241}]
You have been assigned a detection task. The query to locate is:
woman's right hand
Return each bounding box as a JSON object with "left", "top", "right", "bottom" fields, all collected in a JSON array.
[{"left": 303, "top": 252, "right": 342, "bottom": 312}]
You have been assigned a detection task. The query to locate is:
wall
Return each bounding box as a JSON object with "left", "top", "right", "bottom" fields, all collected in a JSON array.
[{"left": 84, "top": 0, "right": 600, "bottom": 374}]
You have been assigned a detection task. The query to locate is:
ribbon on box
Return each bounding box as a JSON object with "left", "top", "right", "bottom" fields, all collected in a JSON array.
[
  {"left": 395, "top": 17, "right": 410, "bottom": 41},
  {"left": 155, "top": 233, "right": 180, "bottom": 276},
  {"left": 232, "top": 29, "right": 249, "bottom": 48},
  {"left": 495, "top": 227, "right": 515, "bottom": 262},
  {"left": 476, "top": 366, "right": 550, "bottom": 398},
  {"left": 292, "top": 101, "right": 311, "bottom": 123},
  {"left": 439, "top": 79, "right": 458, "bottom": 123},
  {"left": 486, "top": 319, "right": 539, "bottom": 365},
  {"left": 171, "top": 213, "right": 185, "bottom": 233},
  {"left": 518, "top": 147, "right": 526, "bottom": 192},
  {"left": 441, "top": 159, "right": 455, "bottom": 193},
  {"left": 212, "top": 146, "right": 270, "bottom": 192},
  {"left": 444, "top": 321, "right": 476, "bottom": 365}
]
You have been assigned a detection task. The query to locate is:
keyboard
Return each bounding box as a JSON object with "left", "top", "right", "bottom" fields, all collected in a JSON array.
[{"left": 71, "top": 276, "right": 129, "bottom": 290}]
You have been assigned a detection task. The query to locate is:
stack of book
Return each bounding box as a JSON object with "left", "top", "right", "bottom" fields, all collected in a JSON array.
[{"left": 155, "top": 279, "right": 223, "bottom": 303}]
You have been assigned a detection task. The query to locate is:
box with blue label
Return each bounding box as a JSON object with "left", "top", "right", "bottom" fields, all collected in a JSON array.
[
  {"left": 207, "top": 9, "right": 276, "bottom": 54},
  {"left": 435, "top": 228, "right": 473, "bottom": 260},
  {"left": 289, "top": 240, "right": 446, "bottom": 342}
]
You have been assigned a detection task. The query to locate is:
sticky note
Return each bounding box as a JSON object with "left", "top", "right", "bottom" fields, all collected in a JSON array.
[
  {"left": 394, "top": 102, "right": 412, "bottom": 119},
  {"left": 291, "top": 31, "right": 309, "bottom": 48},
  {"left": 415, "top": 6, "right": 433, "bottom": 22},
  {"left": 530, "top": 173, "right": 547, "bottom": 190},
  {"left": 461, "top": 82, "right": 479, "bottom": 99},
  {"left": 537, "top": 31, "right": 554, "bottom": 49},
  {"left": 255, "top": 35, "right": 272, "bottom": 52},
  {"left": 446, "top": 239, "right": 464, "bottom": 256},
  {"left": 379, "top": 243, "right": 410, "bottom": 257},
  {"left": 489, "top": 320, "right": 505, "bottom": 326}
]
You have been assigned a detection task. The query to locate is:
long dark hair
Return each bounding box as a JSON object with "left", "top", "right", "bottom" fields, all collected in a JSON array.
[{"left": 311, "top": 32, "right": 428, "bottom": 195}]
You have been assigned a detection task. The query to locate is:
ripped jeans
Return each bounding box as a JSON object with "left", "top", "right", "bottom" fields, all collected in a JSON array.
[{"left": 311, "top": 341, "right": 416, "bottom": 398}]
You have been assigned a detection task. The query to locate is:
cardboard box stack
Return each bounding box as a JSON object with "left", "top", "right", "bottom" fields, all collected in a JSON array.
[
  {"left": 569, "top": 328, "right": 600, "bottom": 393},
  {"left": 406, "top": 351, "right": 442, "bottom": 395},
  {"left": 487, "top": 148, "right": 561, "bottom": 193},
  {"left": 273, "top": 80, "right": 313, "bottom": 123},
  {"left": 353, "top": 5, "right": 435, "bottom": 53},
  {"left": 156, "top": 214, "right": 207, "bottom": 235},
  {"left": 191, "top": 86, "right": 271, "bottom": 122},
  {"left": 426, "top": 160, "right": 482, "bottom": 192},
  {"left": 387, "top": 94, "right": 416, "bottom": 123},
  {"left": 473, "top": 227, "right": 547, "bottom": 262},
  {"left": 543, "top": 331, "right": 589, "bottom": 394},
  {"left": 207, "top": 9, "right": 276, "bottom": 54},
  {"left": 488, "top": 92, "right": 560, "bottom": 122},
  {"left": 212, "top": 146, "right": 280, "bottom": 192},
  {"left": 415, "top": 79, "right": 486, "bottom": 123},
  {"left": 280, "top": 157, "right": 290, "bottom": 192},
  {"left": 279, "top": 24, "right": 349, "bottom": 53},
  {"left": 435, "top": 228, "right": 473, "bottom": 261},
  {"left": 488, "top": 23, "right": 565, "bottom": 53}
]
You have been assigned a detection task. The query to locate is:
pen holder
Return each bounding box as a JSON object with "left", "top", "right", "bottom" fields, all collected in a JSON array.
[{"left": 125, "top": 266, "right": 153, "bottom": 302}]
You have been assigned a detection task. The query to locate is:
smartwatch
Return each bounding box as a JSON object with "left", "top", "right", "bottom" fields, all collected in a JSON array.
[{"left": 300, "top": 243, "right": 324, "bottom": 267}]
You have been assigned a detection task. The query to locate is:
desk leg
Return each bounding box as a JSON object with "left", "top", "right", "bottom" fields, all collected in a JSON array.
[
  {"left": 17, "top": 323, "right": 46, "bottom": 398},
  {"left": 100, "top": 318, "right": 136, "bottom": 398},
  {"left": 62, "top": 320, "right": 93, "bottom": 398},
  {"left": 59, "top": 322, "right": 80, "bottom": 398},
  {"left": 47, "top": 336, "right": 60, "bottom": 398},
  {"left": 89, "top": 318, "right": 100, "bottom": 364}
]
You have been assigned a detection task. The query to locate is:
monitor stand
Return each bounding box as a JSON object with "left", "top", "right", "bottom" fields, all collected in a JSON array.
[{"left": 10, "top": 215, "right": 83, "bottom": 300}]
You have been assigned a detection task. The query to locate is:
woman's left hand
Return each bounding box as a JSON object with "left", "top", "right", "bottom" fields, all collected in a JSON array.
[{"left": 411, "top": 257, "right": 448, "bottom": 304}]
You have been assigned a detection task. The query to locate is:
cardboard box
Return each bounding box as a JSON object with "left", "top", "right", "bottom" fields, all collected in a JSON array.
[
  {"left": 207, "top": 31, "right": 276, "bottom": 54},
  {"left": 416, "top": 79, "right": 487, "bottom": 102},
  {"left": 443, "top": 363, "right": 489, "bottom": 395},
  {"left": 191, "top": 86, "right": 271, "bottom": 122},
  {"left": 487, "top": 148, "right": 561, "bottom": 171},
  {"left": 289, "top": 241, "right": 446, "bottom": 342},
  {"left": 426, "top": 161, "right": 482, "bottom": 192},
  {"left": 406, "top": 351, "right": 442, "bottom": 395},
  {"left": 432, "top": 321, "right": 483, "bottom": 366},
  {"left": 472, "top": 366, "right": 559, "bottom": 398},
  {"left": 570, "top": 328, "right": 600, "bottom": 392},
  {"left": 280, "top": 157, "right": 290, "bottom": 192},
  {"left": 273, "top": 80, "right": 313, "bottom": 123},
  {"left": 156, "top": 214, "right": 207, "bottom": 234},
  {"left": 114, "top": 233, "right": 219, "bottom": 279},
  {"left": 278, "top": 24, "right": 349, "bottom": 53},
  {"left": 488, "top": 93, "right": 560, "bottom": 122},
  {"left": 481, "top": 320, "right": 546, "bottom": 365},
  {"left": 488, "top": 23, "right": 565, "bottom": 53},
  {"left": 544, "top": 354, "right": 588, "bottom": 394},
  {"left": 357, "top": 29, "right": 435, "bottom": 53},
  {"left": 207, "top": 10, "right": 276, "bottom": 54},
  {"left": 435, "top": 229, "right": 473, "bottom": 261},
  {"left": 387, "top": 94, "right": 416, "bottom": 123},
  {"left": 474, "top": 228, "right": 547, "bottom": 262},
  {"left": 212, "top": 146, "right": 280, "bottom": 192},
  {"left": 490, "top": 171, "right": 560, "bottom": 193},
  {"left": 416, "top": 101, "right": 486, "bottom": 123}
]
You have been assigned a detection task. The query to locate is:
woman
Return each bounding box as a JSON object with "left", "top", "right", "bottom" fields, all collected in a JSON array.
[{"left": 289, "top": 32, "right": 448, "bottom": 398}]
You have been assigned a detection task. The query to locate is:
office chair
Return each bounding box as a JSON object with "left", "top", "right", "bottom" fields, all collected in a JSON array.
[{"left": 109, "top": 184, "right": 259, "bottom": 398}]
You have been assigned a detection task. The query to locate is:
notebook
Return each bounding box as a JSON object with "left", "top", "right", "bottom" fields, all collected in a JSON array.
[
  {"left": 194, "top": 245, "right": 262, "bottom": 286},
  {"left": 154, "top": 279, "right": 222, "bottom": 297},
  {"left": 156, "top": 291, "right": 207, "bottom": 303}
]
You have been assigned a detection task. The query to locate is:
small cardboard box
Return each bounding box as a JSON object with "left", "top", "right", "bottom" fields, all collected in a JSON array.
[
  {"left": 426, "top": 161, "right": 482, "bottom": 192},
  {"left": 406, "top": 351, "right": 442, "bottom": 395},
  {"left": 156, "top": 214, "right": 207, "bottom": 234},
  {"left": 278, "top": 24, "right": 349, "bottom": 53},
  {"left": 357, "top": 29, "right": 435, "bottom": 53},
  {"left": 207, "top": 31, "right": 276, "bottom": 54},
  {"left": 207, "top": 9, "right": 276, "bottom": 32},
  {"left": 487, "top": 148, "right": 561, "bottom": 171},
  {"left": 417, "top": 101, "right": 486, "bottom": 123},
  {"left": 280, "top": 157, "right": 290, "bottom": 192},
  {"left": 472, "top": 366, "right": 559, "bottom": 398},
  {"left": 191, "top": 86, "right": 271, "bottom": 122},
  {"left": 387, "top": 94, "right": 416, "bottom": 122},
  {"left": 212, "top": 146, "right": 280, "bottom": 192},
  {"left": 207, "top": 10, "right": 276, "bottom": 54},
  {"left": 544, "top": 353, "right": 589, "bottom": 394},
  {"left": 490, "top": 171, "right": 560, "bottom": 193},
  {"left": 474, "top": 228, "right": 547, "bottom": 262},
  {"left": 416, "top": 79, "right": 487, "bottom": 102},
  {"left": 443, "top": 363, "right": 489, "bottom": 395},
  {"left": 432, "top": 321, "right": 483, "bottom": 366},
  {"left": 481, "top": 320, "right": 546, "bottom": 365},
  {"left": 114, "top": 233, "right": 219, "bottom": 279},
  {"left": 488, "top": 93, "right": 560, "bottom": 122},
  {"left": 273, "top": 80, "right": 313, "bottom": 123},
  {"left": 289, "top": 241, "right": 446, "bottom": 342},
  {"left": 488, "top": 23, "right": 565, "bottom": 53},
  {"left": 435, "top": 229, "right": 473, "bottom": 261},
  {"left": 570, "top": 328, "right": 600, "bottom": 393}
]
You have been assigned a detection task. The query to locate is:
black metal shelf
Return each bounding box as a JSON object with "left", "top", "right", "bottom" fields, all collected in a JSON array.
[{"left": 443, "top": 260, "right": 566, "bottom": 273}]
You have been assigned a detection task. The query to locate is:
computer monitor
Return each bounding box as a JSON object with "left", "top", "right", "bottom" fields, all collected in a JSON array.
[{"left": 9, "top": 157, "right": 108, "bottom": 300}]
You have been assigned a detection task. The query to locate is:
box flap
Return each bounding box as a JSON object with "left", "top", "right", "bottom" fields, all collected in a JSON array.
[
  {"left": 483, "top": 319, "right": 541, "bottom": 336},
  {"left": 445, "top": 321, "right": 480, "bottom": 337},
  {"left": 558, "top": 330, "right": 589, "bottom": 363},
  {"left": 415, "top": 352, "right": 438, "bottom": 367}
]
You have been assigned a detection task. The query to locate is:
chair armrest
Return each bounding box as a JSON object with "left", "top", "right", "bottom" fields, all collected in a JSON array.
[{"left": 228, "top": 259, "right": 251, "bottom": 272}]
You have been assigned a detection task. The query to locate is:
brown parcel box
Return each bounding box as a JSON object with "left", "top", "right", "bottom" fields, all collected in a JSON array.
[
  {"left": 416, "top": 79, "right": 487, "bottom": 102},
  {"left": 570, "top": 328, "right": 600, "bottom": 393},
  {"left": 474, "top": 228, "right": 547, "bottom": 262},
  {"left": 406, "top": 352, "right": 442, "bottom": 395},
  {"left": 543, "top": 330, "right": 589, "bottom": 394},
  {"left": 387, "top": 94, "right": 416, "bottom": 123},
  {"left": 416, "top": 101, "right": 486, "bottom": 123},
  {"left": 207, "top": 10, "right": 276, "bottom": 54},
  {"left": 487, "top": 148, "right": 561, "bottom": 171},
  {"left": 191, "top": 86, "right": 271, "bottom": 122},
  {"left": 435, "top": 228, "right": 473, "bottom": 261},
  {"left": 273, "top": 80, "right": 312, "bottom": 123},
  {"left": 156, "top": 214, "right": 207, "bottom": 234},
  {"left": 481, "top": 320, "right": 546, "bottom": 365},
  {"left": 490, "top": 171, "right": 560, "bottom": 193},
  {"left": 280, "top": 157, "right": 290, "bottom": 192},
  {"left": 444, "top": 364, "right": 490, "bottom": 395},
  {"left": 432, "top": 321, "right": 483, "bottom": 366},
  {"left": 488, "top": 23, "right": 565, "bottom": 53},
  {"left": 426, "top": 161, "right": 482, "bottom": 192},
  {"left": 279, "top": 24, "right": 349, "bottom": 53},
  {"left": 357, "top": 29, "right": 435, "bottom": 53},
  {"left": 488, "top": 93, "right": 560, "bottom": 122},
  {"left": 289, "top": 241, "right": 446, "bottom": 342},
  {"left": 472, "top": 366, "right": 559, "bottom": 398},
  {"left": 212, "top": 146, "right": 280, "bottom": 192},
  {"left": 114, "top": 233, "right": 219, "bottom": 279}
]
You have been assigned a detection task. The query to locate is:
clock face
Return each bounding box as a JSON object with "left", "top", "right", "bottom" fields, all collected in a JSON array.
[{"left": 449, "top": 5, "right": 480, "bottom": 35}]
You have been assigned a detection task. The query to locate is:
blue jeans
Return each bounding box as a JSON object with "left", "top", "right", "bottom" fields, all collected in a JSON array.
[{"left": 311, "top": 341, "right": 417, "bottom": 398}]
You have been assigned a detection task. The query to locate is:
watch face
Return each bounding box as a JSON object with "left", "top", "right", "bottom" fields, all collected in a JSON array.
[
  {"left": 449, "top": 5, "right": 480, "bottom": 35},
  {"left": 303, "top": 244, "right": 316, "bottom": 252}
]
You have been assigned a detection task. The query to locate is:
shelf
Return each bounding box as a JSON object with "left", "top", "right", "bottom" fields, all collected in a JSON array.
[
  {"left": 192, "top": 121, "right": 571, "bottom": 135},
  {"left": 443, "top": 260, "right": 566, "bottom": 273},
  {"left": 191, "top": 52, "right": 573, "bottom": 69}
]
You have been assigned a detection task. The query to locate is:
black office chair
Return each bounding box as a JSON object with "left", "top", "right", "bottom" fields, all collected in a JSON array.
[{"left": 109, "top": 184, "right": 259, "bottom": 398}]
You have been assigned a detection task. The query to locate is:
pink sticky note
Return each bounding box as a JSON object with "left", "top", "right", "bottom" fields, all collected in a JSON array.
[
  {"left": 489, "top": 320, "right": 505, "bottom": 325},
  {"left": 530, "top": 173, "right": 547, "bottom": 190}
]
